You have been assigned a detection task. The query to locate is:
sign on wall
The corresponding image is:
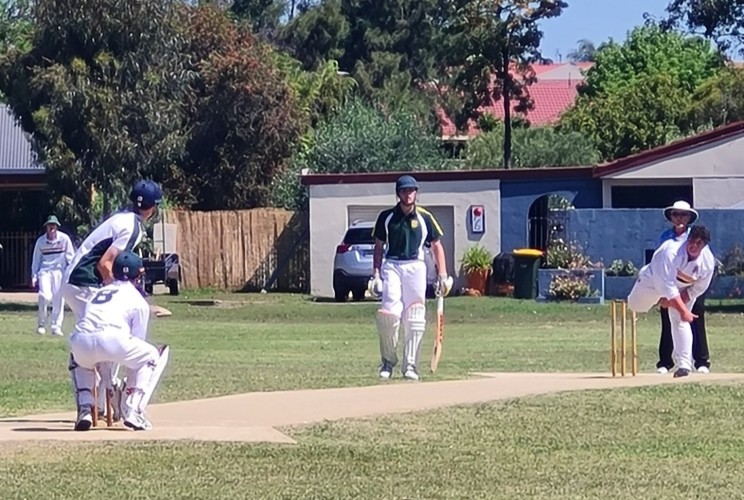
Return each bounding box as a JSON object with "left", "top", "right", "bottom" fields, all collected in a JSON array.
[{"left": 470, "top": 205, "right": 485, "bottom": 234}]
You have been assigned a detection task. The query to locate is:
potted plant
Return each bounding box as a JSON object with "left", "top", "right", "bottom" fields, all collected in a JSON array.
[{"left": 461, "top": 245, "right": 494, "bottom": 295}]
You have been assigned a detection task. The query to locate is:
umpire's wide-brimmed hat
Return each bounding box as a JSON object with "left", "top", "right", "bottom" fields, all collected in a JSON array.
[
  {"left": 43, "top": 215, "right": 60, "bottom": 227},
  {"left": 663, "top": 201, "right": 698, "bottom": 224}
]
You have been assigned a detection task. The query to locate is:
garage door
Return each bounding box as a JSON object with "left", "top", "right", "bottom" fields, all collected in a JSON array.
[{"left": 347, "top": 205, "right": 455, "bottom": 277}]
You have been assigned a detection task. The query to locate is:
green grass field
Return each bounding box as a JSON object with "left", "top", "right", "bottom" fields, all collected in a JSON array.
[{"left": 1, "top": 293, "right": 744, "bottom": 499}]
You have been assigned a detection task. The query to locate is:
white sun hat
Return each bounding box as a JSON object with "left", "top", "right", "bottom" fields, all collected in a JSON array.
[{"left": 663, "top": 200, "right": 698, "bottom": 223}]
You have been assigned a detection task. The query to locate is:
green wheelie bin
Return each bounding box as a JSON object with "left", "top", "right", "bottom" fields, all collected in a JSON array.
[{"left": 512, "top": 248, "right": 544, "bottom": 299}]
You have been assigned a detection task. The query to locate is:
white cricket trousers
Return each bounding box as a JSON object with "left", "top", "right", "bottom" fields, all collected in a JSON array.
[
  {"left": 69, "top": 331, "right": 159, "bottom": 412},
  {"left": 381, "top": 259, "right": 427, "bottom": 317},
  {"left": 37, "top": 269, "right": 65, "bottom": 329},
  {"left": 627, "top": 276, "right": 694, "bottom": 371}
]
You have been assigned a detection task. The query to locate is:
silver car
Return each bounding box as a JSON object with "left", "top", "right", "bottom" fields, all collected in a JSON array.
[{"left": 332, "top": 221, "right": 438, "bottom": 302}]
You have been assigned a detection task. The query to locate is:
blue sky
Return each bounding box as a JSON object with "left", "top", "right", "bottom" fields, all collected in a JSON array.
[{"left": 539, "top": 0, "right": 672, "bottom": 62}]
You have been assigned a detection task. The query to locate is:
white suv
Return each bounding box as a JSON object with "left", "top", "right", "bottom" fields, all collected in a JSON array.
[
  {"left": 332, "top": 221, "right": 438, "bottom": 302},
  {"left": 333, "top": 221, "right": 376, "bottom": 302}
]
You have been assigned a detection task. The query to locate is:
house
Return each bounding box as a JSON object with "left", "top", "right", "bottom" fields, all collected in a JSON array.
[
  {"left": 439, "top": 62, "right": 592, "bottom": 139},
  {"left": 302, "top": 121, "right": 744, "bottom": 298}
]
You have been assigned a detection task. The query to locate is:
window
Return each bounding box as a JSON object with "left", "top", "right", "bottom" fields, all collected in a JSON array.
[{"left": 611, "top": 185, "right": 693, "bottom": 208}]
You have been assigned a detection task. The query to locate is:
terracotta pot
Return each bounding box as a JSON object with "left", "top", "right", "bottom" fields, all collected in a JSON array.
[{"left": 466, "top": 268, "right": 490, "bottom": 295}]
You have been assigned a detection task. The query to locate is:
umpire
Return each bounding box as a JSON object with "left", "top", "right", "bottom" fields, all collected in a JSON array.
[{"left": 655, "top": 201, "right": 711, "bottom": 374}]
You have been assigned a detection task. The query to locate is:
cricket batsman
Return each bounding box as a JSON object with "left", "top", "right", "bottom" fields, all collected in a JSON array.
[{"left": 368, "top": 175, "right": 453, "bottom": 381}]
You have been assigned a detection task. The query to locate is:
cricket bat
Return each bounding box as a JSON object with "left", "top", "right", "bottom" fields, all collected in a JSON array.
[{"left": 430, "top": 294, "right": 445, "bottom": 373}]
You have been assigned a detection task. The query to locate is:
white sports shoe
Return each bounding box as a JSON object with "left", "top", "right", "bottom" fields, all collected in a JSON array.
[
  {"left": 74, "top": 407, "right": 93, "bottom": 431},
  {"left": 379, "top": 361, "right": 393, "bottom": 380},
  {"left": 51, "top": 327, "right": 63, "bottom": 337},
  {"left": 697, "top": 366, "right": 710, "bottom": 374},
  {"left": 36, "top": 327, "right": 46, "bottom": 335},
  {"left": 656, "top": 367, "right": 669, "bottom": 374},
  {"left": 124, "top": 409, "right": 152, "bottom": 431},
  {"left": 403, "top": 366, "right": 420, "bottom": 381}
]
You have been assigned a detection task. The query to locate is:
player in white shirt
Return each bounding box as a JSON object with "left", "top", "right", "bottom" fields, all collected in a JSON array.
[
  {"left": 62, "top": 179, "right": 162, "bottom": 418},
  {"left": 30, "top": 215, "right": 75, "bottom": 335},
  {"left": 68, "top": 251, "right": 169, "bottom": 431},
  {"left": 63, "top": 179, "right": 163, "bottom": 320},
  {"left": 627, "top": 225, "right": 715, "bottom": 378}
]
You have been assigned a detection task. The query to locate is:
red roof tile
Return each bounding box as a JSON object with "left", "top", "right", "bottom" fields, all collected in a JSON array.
[{"left": 439, "top": 63, "right": 589, "bottom": 137}]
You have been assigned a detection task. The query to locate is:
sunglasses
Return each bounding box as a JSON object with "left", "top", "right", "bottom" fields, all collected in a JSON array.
[{"left": 670, "top": 211, "right": 690, "bottom": 217}]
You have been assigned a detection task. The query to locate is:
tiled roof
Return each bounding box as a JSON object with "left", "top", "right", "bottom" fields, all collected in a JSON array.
[
  {"left": 439, "top": 62, "right": 589, "bottom": 137},
  {"left": 0, "top": 104, "right": 42, "bottom": 173}
]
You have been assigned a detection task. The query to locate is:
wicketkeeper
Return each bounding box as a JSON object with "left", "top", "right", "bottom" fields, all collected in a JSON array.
[{"left": 369, "top": 175, "right": 453, "bottom": 381}]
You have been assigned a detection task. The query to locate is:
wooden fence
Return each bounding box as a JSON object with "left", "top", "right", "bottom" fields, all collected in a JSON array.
[{"left": 163, "top": 209, "right": 309, "bottom": 292}]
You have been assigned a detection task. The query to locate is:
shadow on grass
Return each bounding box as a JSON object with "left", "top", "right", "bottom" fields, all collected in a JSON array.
[
  {"left": 708, "top": 303, "right": 744, "bottom": 314},
  {"left": 0, "top": 303, "right": 37, "bottom": 312}
]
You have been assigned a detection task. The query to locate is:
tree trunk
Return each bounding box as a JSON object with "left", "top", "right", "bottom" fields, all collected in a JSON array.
[{"left": 502, "top": 49, "right": 512, "bottom": 169}]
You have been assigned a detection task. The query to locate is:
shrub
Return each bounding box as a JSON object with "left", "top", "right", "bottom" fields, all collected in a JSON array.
[
  {"left": 546, "top": 238, "right": 593, "bottom": 269},
  {"left": 548, "top": 271, "right": 592, "bottom": 301},
  {"left": 461, "top": 245, "right": 494, "bottom": 274},
  {"left": 720, "top": 244, "right": 744, "bottom": 276},
  {"left": 605, "top": 259, "right": 638, "bottom": 277}
]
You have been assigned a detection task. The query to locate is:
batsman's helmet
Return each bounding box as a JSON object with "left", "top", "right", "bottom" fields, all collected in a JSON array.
[
  {"left": 395, "top": 175, "right": 419, "bottom": 193},
  {"left": 113, "top": 251, "right": 145, "bottom": 281},
  {"left": 129, "top": 180, "right": 163, "bottom": 210}
]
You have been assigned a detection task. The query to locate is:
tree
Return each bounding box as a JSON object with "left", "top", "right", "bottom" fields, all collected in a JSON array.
[
  {"left": 0, "top": 0, "right": 33, "bottom": 55},
  {"left": 0, "top": 0, "right": 190, "bottom": 229},
  {"left": 465, "top": 123, "right": 599, "bottom": 168},
  {"left": 663, "top": 0, "right": 744, "bottom": 55},
  {"left": 559, "top": 25, "right": 723, "bottom": 159},
  {"left": 175, "top": 5, "right": 306, "bottom": 211},
  {"left": 687, "top": 65, "right": 744, "bottom": 126},
  {"left": 231, "top": 0, "right": 287, "bottom": 37},
  {"left": 438, "top": 0, "right": 567, "bottom": 169},
  {"left": 566, "top": 39, "right": 596, "bottom": 62},
  {"left": 562, "top": 73, "right": 691, "bottom": 160},
  {"left": 271, "top": 98, "right": 446, "bottom": 210},
  {"left": 282, "top": 0, "right": 444, "bottom": 102},
  {"left": 279, "top": 0, "right": 349, "bottom": 71}
]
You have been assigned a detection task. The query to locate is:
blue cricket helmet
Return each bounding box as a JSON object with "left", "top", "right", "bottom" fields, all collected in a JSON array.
[
  {"left": 113, "top": 251, "right": 144, "bottom": 281},
  {"left": 395, "top": 175, "right": 419, "bottom": 193},
  {"left": 129, "top": 180, "right": 163, "bottom": 209}
]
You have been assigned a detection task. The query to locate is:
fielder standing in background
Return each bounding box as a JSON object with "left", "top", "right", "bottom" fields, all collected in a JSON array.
[
  {"left": 628, "top": 225, "right": 715, "bottom": 378},
  {"left": 369, "top": 175, "right": 453, "bottom": 381},
  {"left": 31, "top": 215, "right": 75, "bottom": 336},
  {"left": 655, "top": 201, "right": 712, "bottom": 374}
]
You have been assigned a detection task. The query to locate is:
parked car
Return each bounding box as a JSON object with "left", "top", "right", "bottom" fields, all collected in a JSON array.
[{"left": 333, "top": 221, "right": 437, "bottom": 302}]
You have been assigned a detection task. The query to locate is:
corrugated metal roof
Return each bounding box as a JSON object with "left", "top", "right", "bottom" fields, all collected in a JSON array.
[{"left": 0, "top": 104, "right": 42, "bottom": 173}]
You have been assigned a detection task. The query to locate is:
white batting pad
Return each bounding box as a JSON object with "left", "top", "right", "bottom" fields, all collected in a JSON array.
[
  {"left": 403, "top": 302, "right": 427, "bottom": 368},
  {"left": 375, "top": 310, "right": 400, "bottom": 366},
  {"left": 68, "top": 354, "right": 96, "bottom": 410},
  {"left": 126, "top": 345, "right": 170, "bottom": 413}
]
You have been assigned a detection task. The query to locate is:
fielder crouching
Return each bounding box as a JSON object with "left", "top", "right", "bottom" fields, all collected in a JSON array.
[
  {"left": 626, "top": 225, "right": 714, "bottom": 378},
  {"left": 68, "top": 251, "right": 169, "bottom": 431},
  {"left": 369, "top": 175, "right": 453, "bottom": 381}
]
